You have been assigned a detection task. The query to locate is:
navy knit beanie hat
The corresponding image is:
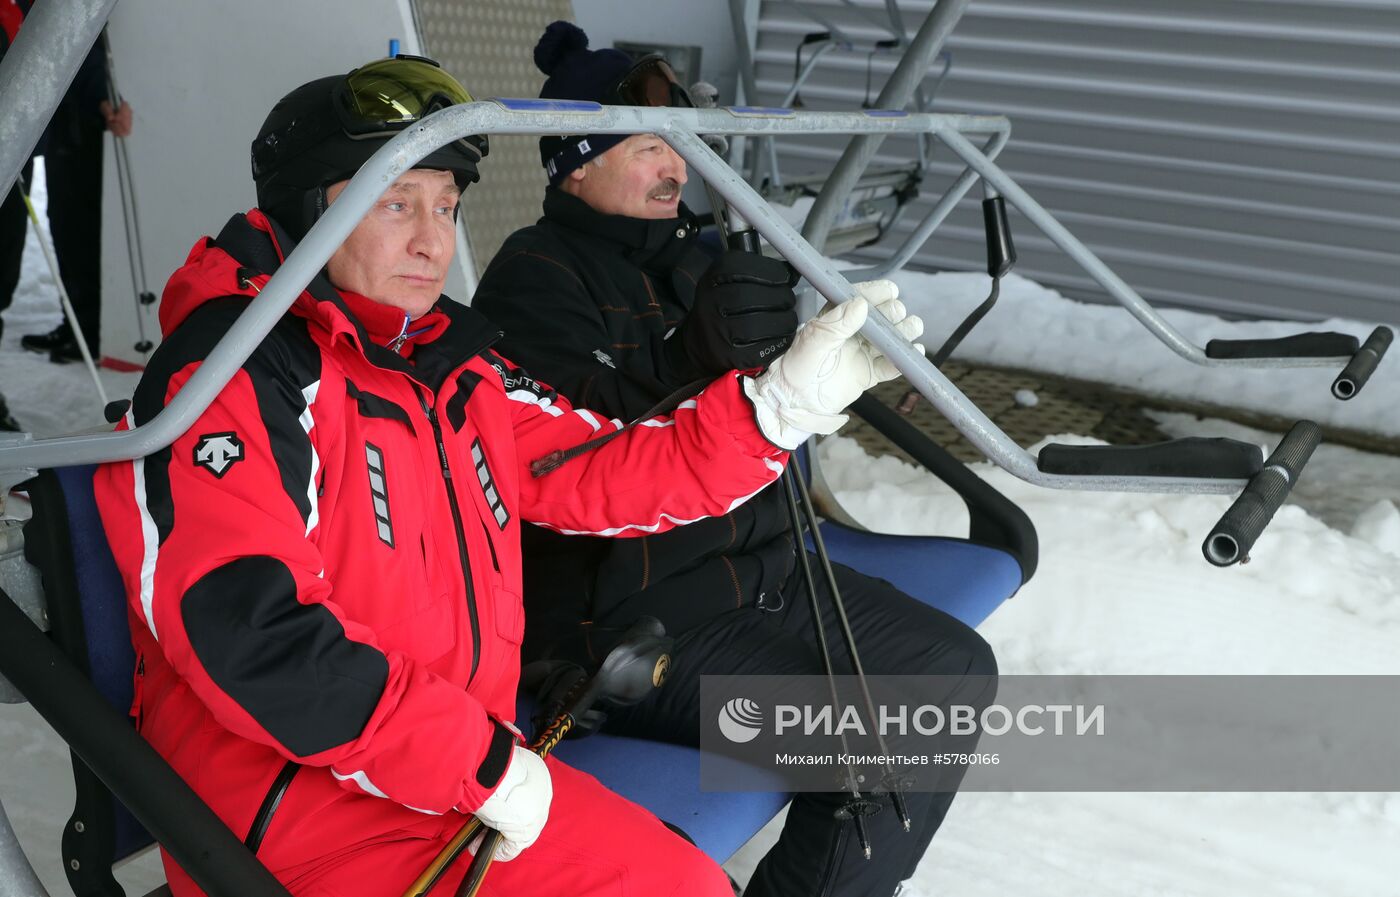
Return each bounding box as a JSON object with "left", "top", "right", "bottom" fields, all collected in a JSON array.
[{"left": 535, "top": 21, "right": 634, "bottom": 185}]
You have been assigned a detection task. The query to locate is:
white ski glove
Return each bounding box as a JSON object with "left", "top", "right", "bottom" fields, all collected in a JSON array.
[
  {"left": 744, "top": 280, "right": 924, "bottom": 450},
  {"left": 473, "top": 744, "right": 552, "bottom": 862}
]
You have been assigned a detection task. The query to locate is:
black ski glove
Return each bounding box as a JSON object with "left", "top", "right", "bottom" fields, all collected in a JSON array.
[{"left": 665, "top": 251, "right": 799, "bottom": 380}]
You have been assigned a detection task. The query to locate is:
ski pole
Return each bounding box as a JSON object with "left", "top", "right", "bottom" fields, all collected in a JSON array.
[
  {"left": 778, "top": 466, "right": 880, "bottom": 858},
  {"left": 403, "top": 620, "right": 673, "bottom": 897},
  {"left": 728, "top": 195, "right": 912, "bottom": 845},
  {"left": 790, "top": 457, "right": 913, "bottom": 829},
  {"left": 100, "top": 29, "right": 155, "bottom": 354},
  {"left": 721, "top": 199, "right": 906, "bottom": 854},
  {"left": 16, "top": 174, "right": 109, "bottom": 407},
  {"left": 402, "top": 705, "right": 580, "bottom": 897}
]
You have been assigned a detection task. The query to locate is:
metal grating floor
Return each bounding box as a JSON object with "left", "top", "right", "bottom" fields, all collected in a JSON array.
[{"left": 842, "top": 362, "right": 1400, "bottom": 466}]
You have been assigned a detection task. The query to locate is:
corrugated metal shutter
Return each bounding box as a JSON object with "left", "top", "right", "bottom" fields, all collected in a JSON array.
[
  {"left": 413, "top": 0, "right": 574, "bottom": 282},
  {"left": 752, "top": 0, "right": 1400, "bottom": 324}
]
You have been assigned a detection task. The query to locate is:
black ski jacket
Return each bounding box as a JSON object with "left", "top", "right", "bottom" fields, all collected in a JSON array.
[{"left": 475, "top": 188, "right": 796, "bottom": 662}]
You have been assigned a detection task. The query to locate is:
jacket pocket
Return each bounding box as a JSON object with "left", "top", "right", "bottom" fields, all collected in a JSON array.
[{"left": 493, "top": 586, "right": 525, "bottom": 645}]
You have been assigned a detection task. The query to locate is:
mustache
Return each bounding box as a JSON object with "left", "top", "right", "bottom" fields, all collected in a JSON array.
[{"left": 647, "top": 179, "right": 682, "bottom": 200}]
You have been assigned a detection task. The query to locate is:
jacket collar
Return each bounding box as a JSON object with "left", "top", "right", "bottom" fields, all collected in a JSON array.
[
  {"left": 211, "top": 211, "right": 500, "bottom": 390},
  {"left": 541, "top": 186, "right": 699, "bottom": 274}
]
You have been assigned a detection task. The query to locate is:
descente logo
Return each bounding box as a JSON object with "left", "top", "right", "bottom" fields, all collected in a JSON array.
[{"left": 718, "top": 698, "right": 764, "bottom": 743}]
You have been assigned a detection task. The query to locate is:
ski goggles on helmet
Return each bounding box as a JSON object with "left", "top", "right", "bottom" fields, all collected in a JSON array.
[
  {"left": 335, "top": 55, "right": 488, "bottom": 160},
  {"left": 611, "top": 55, "right": 694, "bottom": 109}
]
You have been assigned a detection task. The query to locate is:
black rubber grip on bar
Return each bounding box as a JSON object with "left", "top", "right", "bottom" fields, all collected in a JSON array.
[
  {"left": 1332, "top": 326, "right": 1393, "bottom": 400},
  {"left": 1202, "top": 420, "right": 1322, "bottom": 567},
  {"left": 1205, "top": 332, "right": 1359, "bottom": 360},
  {"left": 982, "top": 196, "right": 1016, "bottom": 278},
  {"left": 1037, "top": 438, "right": 1263, "bottom": 479}
]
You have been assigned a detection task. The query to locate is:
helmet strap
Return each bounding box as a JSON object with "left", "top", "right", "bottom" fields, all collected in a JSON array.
[{"left": 299, "top": 186, "right": 330, "bottom": 242}]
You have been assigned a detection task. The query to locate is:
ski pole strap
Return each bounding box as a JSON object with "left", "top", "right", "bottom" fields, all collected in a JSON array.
[
  {"left": 529, "top": 378, "right": 710, "bottom": 477},
  {"left": 929, "top": 276, "right": 999, "bottom": 367}
]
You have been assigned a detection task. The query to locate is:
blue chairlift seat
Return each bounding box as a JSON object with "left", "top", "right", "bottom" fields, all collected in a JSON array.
[
  {"left": 20, "top": 465, "right": 160, "bottom": 896},
  {"left": 541, "top": 394, "right": 1037, "bottom": 863}
]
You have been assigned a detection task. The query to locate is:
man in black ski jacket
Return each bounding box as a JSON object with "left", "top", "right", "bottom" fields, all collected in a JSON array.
[{"left": 473, "top": 22, "right": 998, "bottom": 897}]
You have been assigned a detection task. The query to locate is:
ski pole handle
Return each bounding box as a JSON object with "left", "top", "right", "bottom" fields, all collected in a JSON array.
[{"left": 400, "top": 715, "right": 579, "bottom": 897}]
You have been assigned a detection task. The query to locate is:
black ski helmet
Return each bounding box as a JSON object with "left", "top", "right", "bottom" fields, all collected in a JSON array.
[{"left": 251, "top": 55, "right": 488, "bottom": 241}]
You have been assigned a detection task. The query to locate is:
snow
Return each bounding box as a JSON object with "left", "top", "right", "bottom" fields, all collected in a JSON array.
[
  {"left": 1352, "top": 501, "right": 1400, "bottom": 561},
  {"left": 778, "top": 427, "right": 1400, "bottom": 895},
  {"left": 4, "top": 169, "right": 1400, "bottom": 896}
]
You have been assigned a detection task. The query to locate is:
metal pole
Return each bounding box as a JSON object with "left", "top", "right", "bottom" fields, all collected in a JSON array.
[
  {"left": 801, "top": 0, "right": 972, "bottom": 253},
  {"left": 727, "top": 0, "right": 760, "bottom": 177},
  {"left": 933, "top": 127, "right": 1349, "bottom": 369},
  {"left": 0, "top": 0, "right": 118, "bottom": 196},
  {"left": 855, "top": 129, "right": 1010, "bottom": 280},
  {"left": 0, "top": 594, "right": 292, "bottom": 897}
]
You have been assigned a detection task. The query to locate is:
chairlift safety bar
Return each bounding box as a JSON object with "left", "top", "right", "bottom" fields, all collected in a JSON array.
[{"left": 0, "top": 100, "right": 1265, "bottom": 497}]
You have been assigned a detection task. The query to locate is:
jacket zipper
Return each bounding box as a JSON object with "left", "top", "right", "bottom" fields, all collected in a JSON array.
[{"left": 418, "top": 392, "right": 482, "bottom": 684}]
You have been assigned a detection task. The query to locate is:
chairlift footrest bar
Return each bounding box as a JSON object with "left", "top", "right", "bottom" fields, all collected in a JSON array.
[
  {"left": 1037, "top": 438, "right": 1263, "bottom": 479},
  {"left": 1332, "top": 326, "right": 1393, "bottom": 400},
  {"left": 1205, "top": 332, "right": 1358, "bottom": 360},
  {"left": 1202, "top": 421, "right": 1322, "bottom": 567}
]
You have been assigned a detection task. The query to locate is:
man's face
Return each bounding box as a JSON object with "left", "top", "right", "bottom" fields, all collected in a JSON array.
[
  {"left": 563, "top": 134, "right": 688, "bottom": 220},
  {"left": 324, "top": 168, "right": 459, "bottom": 319}
]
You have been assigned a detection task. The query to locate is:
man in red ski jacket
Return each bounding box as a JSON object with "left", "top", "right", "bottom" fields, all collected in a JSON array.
[{"left": 93, "top": 57, "right": 924, "bottom": 897}]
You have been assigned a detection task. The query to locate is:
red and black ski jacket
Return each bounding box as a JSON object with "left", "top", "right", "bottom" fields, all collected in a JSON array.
[
  {"left": 0, "top": 1, "right": 23, "bottom": 49},
  {"left": 94, "top": 210, "right": 787, "bottom": 886}
]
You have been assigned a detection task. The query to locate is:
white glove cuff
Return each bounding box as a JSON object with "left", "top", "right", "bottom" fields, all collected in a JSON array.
[{"left": 743, "top": 375, "right": 847, "bottom": 451}]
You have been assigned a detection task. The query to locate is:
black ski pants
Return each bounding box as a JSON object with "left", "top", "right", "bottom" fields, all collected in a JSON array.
[
  {"left": 601, "top": 559, "right": 998, "bottom": 897},
  {"left": 0, "top": 100, "right": 105, "bottom": 351}
]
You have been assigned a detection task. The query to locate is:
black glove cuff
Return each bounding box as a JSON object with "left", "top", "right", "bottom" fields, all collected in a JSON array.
[{"left": 662, "top": 329, "right": 707, "bottom": 384}]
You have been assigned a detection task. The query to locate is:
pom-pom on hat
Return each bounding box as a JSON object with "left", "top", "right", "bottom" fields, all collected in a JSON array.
[{"left": 535, "top": 21, "right": 634, "bottom": 184}]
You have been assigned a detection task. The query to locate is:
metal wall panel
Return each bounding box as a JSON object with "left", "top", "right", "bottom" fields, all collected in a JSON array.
[
  {"left": 413, "top": 0, "right": 574, "bottom": 283},
  {"left": 753, "top": 0, "right": 1400, "bottom": 324}
]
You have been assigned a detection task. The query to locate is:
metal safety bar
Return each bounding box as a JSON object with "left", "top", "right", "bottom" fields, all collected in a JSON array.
[
  {"left": 931, "top": 128, "right": 1391, "bottom": 376},
  {"left": 0, "top": 100, "right": 1264, "bottom": 500}
]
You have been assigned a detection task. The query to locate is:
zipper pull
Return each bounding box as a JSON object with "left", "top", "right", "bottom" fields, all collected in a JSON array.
[
  {"left": 417, "top": 393, "right": 453, "bottom": 478},
  {"left": 385, "top": 313, "right": 412, "bottom": 353}
]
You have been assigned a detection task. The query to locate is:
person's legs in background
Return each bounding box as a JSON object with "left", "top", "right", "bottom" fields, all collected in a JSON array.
[
  {"left": 600, "top": 562, "right": 998, "bottom": 897},
  {"left": 22, "top": 97, "right": 104, "bottom": 362},
  {"left": 0, "top": 158, "right": 35, "bottom": 431},
  {"left": 0, "top": 158, "right": 35, "bottom": 345}
]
